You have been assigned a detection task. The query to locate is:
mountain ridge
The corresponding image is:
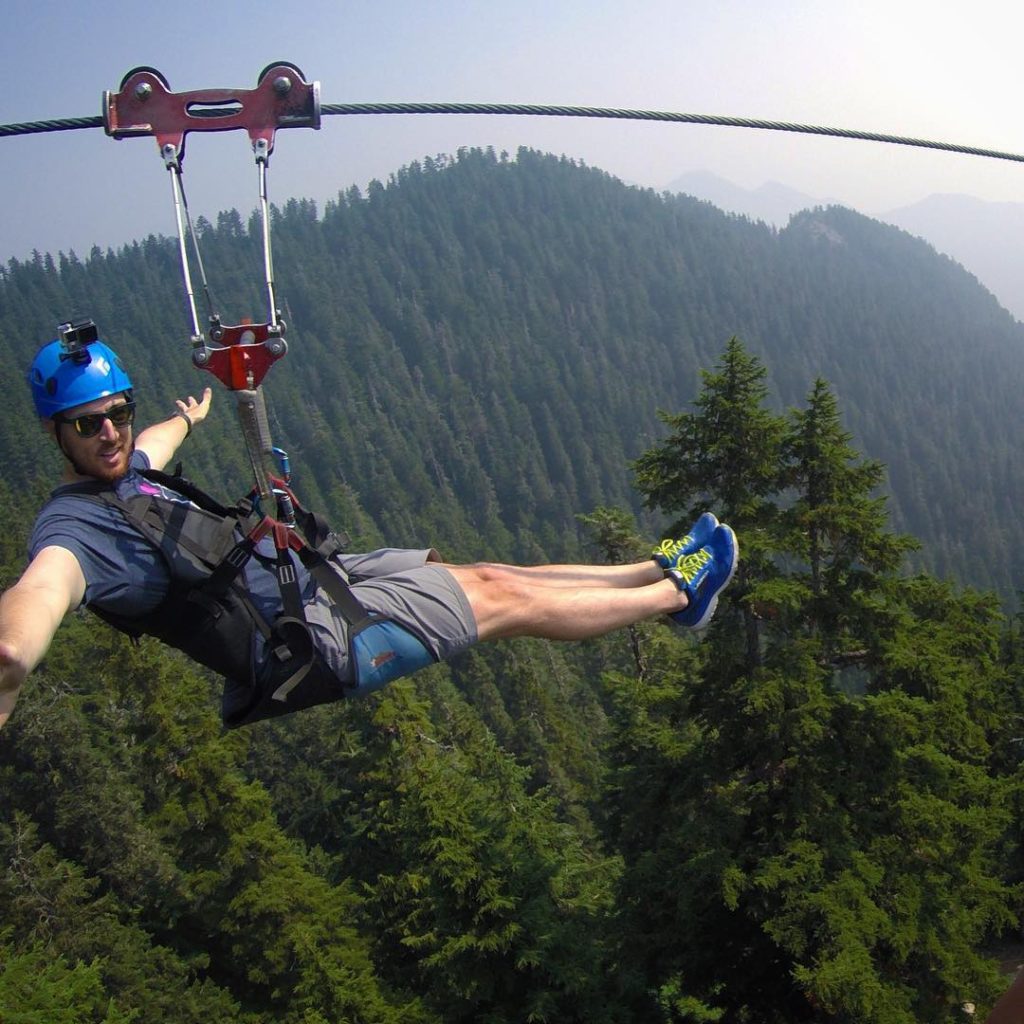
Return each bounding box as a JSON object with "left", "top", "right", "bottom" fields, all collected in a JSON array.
[
  {"left": 667, "top": 168, "right": 1024, "bottom": 320},
  {"left": 2, "top": 147, "right": 1022, "bottom": 595}
]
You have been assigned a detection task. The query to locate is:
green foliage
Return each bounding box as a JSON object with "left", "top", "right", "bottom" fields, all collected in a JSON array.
[
  {"left": 0, "top": 928, "right": 136, "bottom": 1023},
  {"left": 0, "top": 623, "right": 420, "bottom": 1023},
  {"left": 336, "top": 679, "right": 620, "bottom": 1024},
  {"left": 635, "top": 336, "right": 787, "bottom": 532},
  {"left": 3, "top": 147, "right": 1024, "bottom": 590},
  {"left": 614, "top": 337, "right": 1017, "bottom": 1022},
  {"left": 2, "top": 150, "right": 1023, "bottom": 1022}
]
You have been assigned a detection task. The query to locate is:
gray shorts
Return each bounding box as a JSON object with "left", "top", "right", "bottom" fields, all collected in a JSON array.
[{"left": 303, "top": 548, "right": 478, "bottom": 683}]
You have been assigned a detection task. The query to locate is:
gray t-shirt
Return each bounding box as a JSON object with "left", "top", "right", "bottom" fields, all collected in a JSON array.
[
  {"left": 28, "top": 453, "right": 472, "bottom": 718},
  {"left": 28, "top": 450, "right": 288, "bottom": 625}
]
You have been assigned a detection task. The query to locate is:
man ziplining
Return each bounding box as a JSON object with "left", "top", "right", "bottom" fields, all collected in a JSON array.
[
  {"left": 0, "top": 326, "right": 737, "bottom": 731},
  {"left": 0, "top": 65, "right": 742, "bottom": 732}
]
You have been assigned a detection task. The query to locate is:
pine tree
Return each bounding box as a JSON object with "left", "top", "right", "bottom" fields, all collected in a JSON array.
[
  {"left": 615, "top": 358, "right": 1015, "bottom": 1022},
  {"left": 634, "top": 336, "right": 787, "bottom": 666},
  {"left": 772, "top": 377, "right": 918, "bottom": 665},
  {"left": 341, "top": 679, "right": 621, "bottom": 1024}
]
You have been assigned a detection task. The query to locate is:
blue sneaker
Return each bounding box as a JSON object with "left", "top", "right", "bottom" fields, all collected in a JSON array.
[
  {"left": 666, "top": 524, "right": 738, "bottom": 630},
  {"left": 652, "top": 512, "right": 719, "bottom": 568}
]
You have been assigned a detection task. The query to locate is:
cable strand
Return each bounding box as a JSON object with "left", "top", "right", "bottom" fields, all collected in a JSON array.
[
  {"left": 319, "top": 102, "right": 1024, "bottom": 165},
  {"left": 0, "top": 116, "right": 103, "bottom": 137},
  {"left": 2, "top": 103, "right": 1023, "bottom": 165}
]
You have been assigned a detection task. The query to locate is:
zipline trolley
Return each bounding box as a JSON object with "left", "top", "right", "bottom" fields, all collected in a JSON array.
[{"left": 103, "top": 62, "right": 321, "bottom": 509}]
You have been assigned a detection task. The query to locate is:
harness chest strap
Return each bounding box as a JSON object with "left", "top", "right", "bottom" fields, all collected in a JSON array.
[
  {"left": 131, "top": 473, "right": 383, "bottom": 688},
  {"left": 53, "top": 470, "right": 426, "bottom": 716},
  {"left": 82, "top": 484, "right": 278, "bottom": 643}
]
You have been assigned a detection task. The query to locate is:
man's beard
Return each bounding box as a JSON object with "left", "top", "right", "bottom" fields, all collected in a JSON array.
[{"left": 59, "top": 430, "right": 134, "bottom": 482}]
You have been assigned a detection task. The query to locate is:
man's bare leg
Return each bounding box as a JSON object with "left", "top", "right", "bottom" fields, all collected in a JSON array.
[
  {"left": 455, "top": 560, "right": 664, "bottom": 590},
  {"left": 442, "top": 562, "right": 685, "bottom": 642}
]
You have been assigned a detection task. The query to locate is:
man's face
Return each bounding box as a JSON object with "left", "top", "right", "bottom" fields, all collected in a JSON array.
[{"left": 49, "top": 394, "right": 134, "bottom": 483}]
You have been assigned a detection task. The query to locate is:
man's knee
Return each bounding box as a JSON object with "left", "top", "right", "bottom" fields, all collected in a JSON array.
[
  {"left": 444, "top": 561, "right": 516, "bottom": 588},
  {"left": 442, "top": 563, "right": 531, "bottom": 637}
]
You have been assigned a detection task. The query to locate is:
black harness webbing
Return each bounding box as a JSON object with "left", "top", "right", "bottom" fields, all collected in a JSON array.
[
  {"left": 179, "top": 479, "right": 368, "bottom": 621},
  {"left": 50, "top": 467, "right": 435, "bottom": 726},
  {"left": 143, "top": 470, "right": 372, "bottom": 698}
]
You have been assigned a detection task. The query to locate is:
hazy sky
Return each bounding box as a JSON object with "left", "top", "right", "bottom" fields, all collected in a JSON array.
[{"left": 4, "top": 0, "right": 1024, "bottom": 263}]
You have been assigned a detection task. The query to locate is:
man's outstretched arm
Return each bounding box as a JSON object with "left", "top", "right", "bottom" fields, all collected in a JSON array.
[
  {"left": 135, "top": 387, "right": 213, "bottom": 471},
  {"left": 0, "top": 546, "right": 86, "bottom": 731}
]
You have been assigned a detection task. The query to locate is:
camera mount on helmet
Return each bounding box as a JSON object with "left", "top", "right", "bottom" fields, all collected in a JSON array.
[
  {"left": 28, "top": 319, "right": 134, "bottom": 420},
  {"left": 58, "top": 318, "right": 100, "bottom": 364}
]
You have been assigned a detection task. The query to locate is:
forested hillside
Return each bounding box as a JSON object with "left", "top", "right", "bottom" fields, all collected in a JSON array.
[
  {"left": 3, "top": 147, "right": 1024, "bottom": 1022},
  {"left": 1, "top": 146, "right": 1022, "bottom": 590}
]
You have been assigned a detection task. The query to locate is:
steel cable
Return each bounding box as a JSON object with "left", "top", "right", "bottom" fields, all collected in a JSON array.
[
  {"left": 2, "top": 102, "right": 1024, "bottom": 166},
  {"left": 0, "top": 116, "right": 103, "bottom": 137}
]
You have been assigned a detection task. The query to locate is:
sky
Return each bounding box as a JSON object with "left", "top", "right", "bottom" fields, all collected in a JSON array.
[{"left": 3, "top": 0, "right": 1024, "bottom": 264}]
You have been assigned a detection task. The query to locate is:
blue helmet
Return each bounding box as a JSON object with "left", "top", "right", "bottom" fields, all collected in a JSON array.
[{"left": 28, "top": 336, "right": 134, "bottom": 419}]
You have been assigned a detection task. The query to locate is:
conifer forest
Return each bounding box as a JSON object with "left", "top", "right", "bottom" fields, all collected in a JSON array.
[{"left": 3, "top": 148, "right": 1024, "bottom": 1022}]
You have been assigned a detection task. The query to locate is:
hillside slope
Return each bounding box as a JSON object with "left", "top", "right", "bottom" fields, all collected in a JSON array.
[{"left": 1, "top": 147, "right": 1021, "bottom": 593}]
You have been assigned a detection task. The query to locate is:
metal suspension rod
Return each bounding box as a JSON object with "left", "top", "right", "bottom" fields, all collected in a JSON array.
[
  {"left": 166, "top": 160, "right": 203, "bottom": 341},
  {"left": 180, "top": 180, "right": 217, "bottom": 322},
  {"left": 255, "top": 144, "right": 279, "bottom": 328}
]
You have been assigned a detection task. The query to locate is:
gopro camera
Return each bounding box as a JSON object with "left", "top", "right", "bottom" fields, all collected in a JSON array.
[{"left": 58, "top": 318, "right": 99, "bottom": 363}]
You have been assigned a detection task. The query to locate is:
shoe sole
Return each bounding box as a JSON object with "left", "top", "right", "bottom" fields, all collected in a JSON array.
[{"left": 687, "top": 524, "right": 738, "bottom": 631}]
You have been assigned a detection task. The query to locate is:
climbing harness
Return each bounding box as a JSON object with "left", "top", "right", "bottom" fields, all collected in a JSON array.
[
  {"left": 43, "top": 461, "right": 435, "bottom": 727},
  {"left": 104, "top": 62, "right": 320, "bottom": 509}
]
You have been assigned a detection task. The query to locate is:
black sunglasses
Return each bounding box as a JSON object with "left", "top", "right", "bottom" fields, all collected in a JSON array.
[{"left": 57, "top": 401, "right": 136, "bottom": 438}]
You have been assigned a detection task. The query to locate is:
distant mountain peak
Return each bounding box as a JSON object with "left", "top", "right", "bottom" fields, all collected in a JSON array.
[
  {"left": 666, "top": 170, "right": 827, "bottom": 226},
  {"left": 668, "top": 170, "right": 1023, "bottom": 320},
  {"left": 881, "top": 192, "right": 1024, "bottom": 320}
]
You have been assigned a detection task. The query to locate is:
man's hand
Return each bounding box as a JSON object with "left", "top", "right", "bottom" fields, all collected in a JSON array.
[
  {"left": 175, "top": 386, "right": 213, "bottom": 427},
  {"left": 137, "top": 386, "right": 214, "bottom": 470},
  {"left": 0, "top": 641, "right": 29, "bottom": 730}
]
